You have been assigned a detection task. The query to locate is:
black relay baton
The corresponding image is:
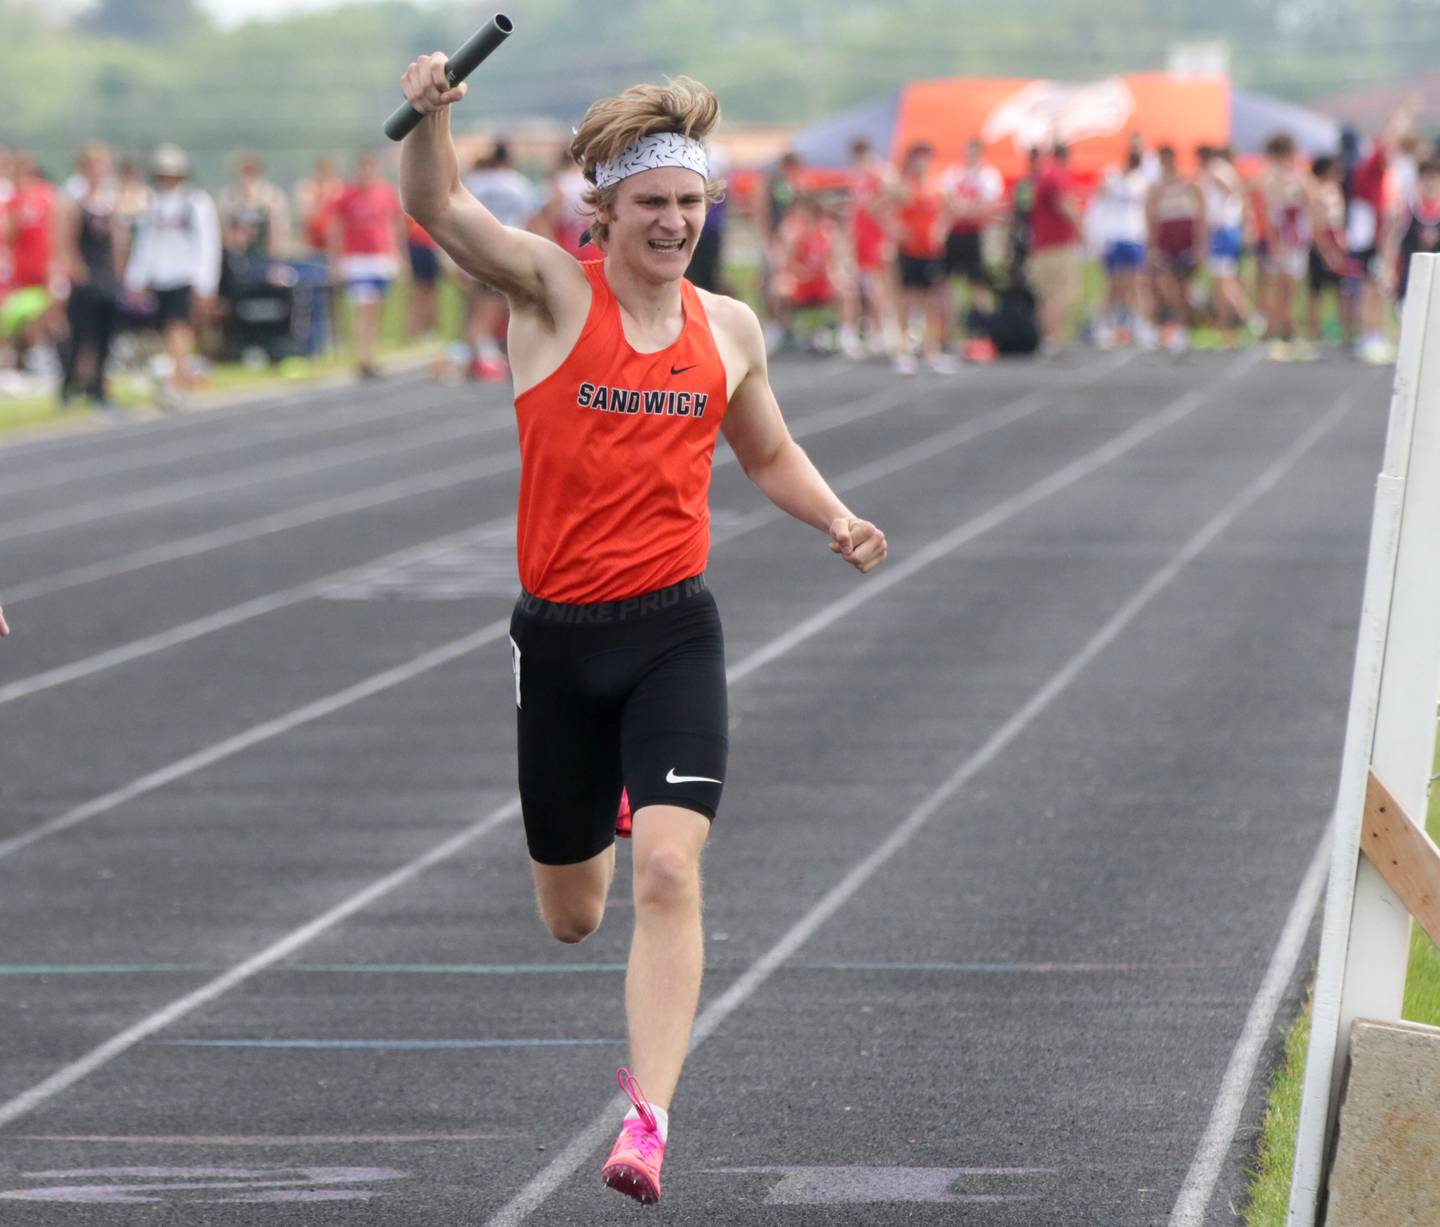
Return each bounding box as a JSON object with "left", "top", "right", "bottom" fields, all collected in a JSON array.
[{"left": 383, "top": 14, "right": 514, "bottom": 142}]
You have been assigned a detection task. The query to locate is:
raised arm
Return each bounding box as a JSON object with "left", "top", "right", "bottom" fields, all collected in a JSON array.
[
  {"left": 398, "top": 52, "right": 584, "bottom": 315},
  {"left": 717, "top": 299, "right": 887, "bottom": 573}
]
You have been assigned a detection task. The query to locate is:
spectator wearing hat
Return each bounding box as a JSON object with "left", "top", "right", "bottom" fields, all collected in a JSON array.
[{"left": 123, "top": 143, "right": 221, "bottom": 401}]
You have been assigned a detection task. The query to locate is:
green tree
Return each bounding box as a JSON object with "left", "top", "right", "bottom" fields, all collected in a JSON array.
[{"left": 84, "top": 0, "right": 205, "bottom": 41}]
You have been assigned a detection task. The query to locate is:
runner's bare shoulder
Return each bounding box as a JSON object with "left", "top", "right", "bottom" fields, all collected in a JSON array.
[{"left": 693, "top": 288, "right": 763, "bottom": 391}]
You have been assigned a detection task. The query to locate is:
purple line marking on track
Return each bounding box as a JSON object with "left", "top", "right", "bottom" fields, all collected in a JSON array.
[
  {"left": 798, "top": 960, "right": 1216, "bottom": 973},
  {"left": 701, "top": 1166, "right": 1056, "bottom": 1205},
  {"left": 0, "top": 1166, "right": 405, "bottom": 1204},
  {"left": 151, "top": 1038, "right": 622, "bottom": 1050},
  {"left": 18, "top": 1133, "right": 512, "bottom": 1145},
  {"left": 0, "top": 959, "right": 1224, "bottom": 977}
]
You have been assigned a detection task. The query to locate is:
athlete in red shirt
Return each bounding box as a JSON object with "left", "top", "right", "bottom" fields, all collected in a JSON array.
[
  {"left": 1029, "top": 143, "right": 1083, "bottom": 351},
  {"left": 399, "top": 66, "right": 886, "bottom": 1207},
  {"left": 847, "top": 136, "right": 901, "bottom": 358},
  {"left": 327, "top": 151, "right": 409, "bottom": 379},
  {"left": 893, "top": 142, "right": 959, "bottom": 373},
  {"left": 771, "top": 193, "right": 860, "bottom": 355},
  {"left": 5, "top": 160, "right": 55, "bottom": 291},
  {"left": 2, "top": 153, "right": 61, "bottom": 370},
  {"left": 1348, "top": 101, "right": 1419, "bottom": 364}
]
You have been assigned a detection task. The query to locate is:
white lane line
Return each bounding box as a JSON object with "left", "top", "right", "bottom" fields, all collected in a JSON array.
[
  {"left": 0, "top": 626, "right": 511, "bottom": 864},
  {"left": 0, "top": 365, "right": 1078, "bottom": 695},
  {"left": 0, "top": 415, "right": 500, "bottom": 544},
  {"left": 1168, "top": 836, "right": 1330, "bottom": 1225},
  {"left": 0, "top": 355, "right": 1223, "bottom": 1132},
  {"left": 0, "top": 353, "right": 850, "bottom": 469},
  {"left": 0, "top": 367, "right": 1084, "bottom": 846},
  {"left": 0, "top": 371, "right": 431, "bottom": 462},
  {"left": 0, "top": 713, "right": 522, "bottom": 1132},
  {"left": 1166, "top": 377, "right": 1365, "bottom": 1223},
  {"left": 3, "top": 457, "right": 509, "bottom": 604},
  {"left": 0, "top": 522, "right": 505, "bottom": 708},
  {"left": 0, "top": 387, "right": 466, "bottom": 498},
  {"left": 0, "top": 356, "right": 848, "bottom": 494},
  {"left": 727, "top": 352, "right": 1257, "bottom": 687},
  {"left": 1, "top": 361, "right": 931, "bottom": 603},
  {"left": 484, "top": 366, "right": 1360, "bottom": 1227}
]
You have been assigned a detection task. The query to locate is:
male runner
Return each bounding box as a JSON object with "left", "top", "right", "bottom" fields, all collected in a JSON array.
[
  {"left": 461, "top": 140, "right": 540, "bottom": 380},
  {"left": 1306, "top": 155, "right": 1349, "bottom": 352},
  {"left": 1382, "top": 156, "right": 1440, "bottom": 307},
  {"left": 328, "top": 150, "right": 407, "bottom": 381},
  {"left": 56, "top": 142, "right": 126, "bottom": 409},
  {"left": 122, "top": 144, "right": 221, "bottom": 401},
  {"left": 847, "top": 137, "right": 900, "bottom": 358},
  {"left": 893, "top": 142, "right": 958, "bottom": 373},
  {"left": 1029, "top": 143, "right": 1083, "bottom": 353},
  {"left": 397, "top": 63, "right": 887, "bottom": 1206},
  {"left": 1091, "top": 145, "right": 1153, "bottom": 349},
  {"left": 1258, "top": 133, "right": 1314, "bottom": 361},
  {"left": 1145, "top": 145, "right": 1206, "bottom": 353},
  {"left": 1348, "top": 102, "right": 1418, "bottom": 364},
  {"left": 939, "top": 138, "right": 1003, "bottom": 339},
  {"left": 1198, "top": 145, "right": 1254, "bottom": 344}
]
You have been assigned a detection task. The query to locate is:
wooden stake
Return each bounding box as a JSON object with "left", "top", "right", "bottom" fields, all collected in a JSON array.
[{"left": 1362, "top": 769, "right": 1440, "bottom": 951}]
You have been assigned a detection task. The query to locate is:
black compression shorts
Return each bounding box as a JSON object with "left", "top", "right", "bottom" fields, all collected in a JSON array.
[{"left": 509, "top": 573, "right": 728, "bottom": 866}]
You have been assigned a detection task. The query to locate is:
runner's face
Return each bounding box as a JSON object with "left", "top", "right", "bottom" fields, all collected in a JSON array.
[{"left": 606, "top": 167, "right": 707, "bottom": 279}]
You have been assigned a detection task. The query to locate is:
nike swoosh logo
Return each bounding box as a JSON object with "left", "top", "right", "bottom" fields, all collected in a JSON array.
[
  {"left": 670, "top": 363, "right": 699, "bottom": 375},
  {"left": 666, "top": 768, "right": 722, "bottom": 785}
]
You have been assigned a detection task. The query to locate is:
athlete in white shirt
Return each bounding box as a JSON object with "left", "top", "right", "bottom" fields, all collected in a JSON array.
[
  {"left": 1089, "top": 153, "right": 1153, "bottom": 348},
  {"left": 459, "top": 140, "right": 541, "bottom": 379},
  {"left": 123, "top": 144, "right": 221, "bottom": 401}
]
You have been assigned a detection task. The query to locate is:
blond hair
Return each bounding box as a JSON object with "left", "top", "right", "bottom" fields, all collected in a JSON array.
[{"left": 569, "top": 77, "right": 726, "bottom": 246}]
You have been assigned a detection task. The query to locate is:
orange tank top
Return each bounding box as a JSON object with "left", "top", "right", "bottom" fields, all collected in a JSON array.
[
  {"left": 897, "top": 175, "right": 943, "bottom": 259},
  {"left": 513, "top": 260, "right": 729, "bottom": 603}
]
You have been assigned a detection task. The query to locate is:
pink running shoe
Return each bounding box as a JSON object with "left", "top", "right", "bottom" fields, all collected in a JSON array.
[
  {"left": 615, "top": 788, "right": 632, "bottom": 839},
  {"left": 600, "top": 1067, "right": 665, "bottom": 1205}
]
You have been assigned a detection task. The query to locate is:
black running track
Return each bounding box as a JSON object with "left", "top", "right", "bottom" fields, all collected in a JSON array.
[{"left": 0, "top": 351, "right": 1389, "bottom": 1224}]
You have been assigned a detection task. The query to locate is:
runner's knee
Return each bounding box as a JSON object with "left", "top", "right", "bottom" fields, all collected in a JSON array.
[
  {"left": 541, "top": 900, "right": 604, "bottom": 944},
  {"left": 633, "top": 846, "right": 700, "bottom": 911}
]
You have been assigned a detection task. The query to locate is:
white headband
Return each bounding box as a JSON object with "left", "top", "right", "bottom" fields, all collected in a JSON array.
[{"left": 593, "top": 133, "right": 709, "bottom": 191}]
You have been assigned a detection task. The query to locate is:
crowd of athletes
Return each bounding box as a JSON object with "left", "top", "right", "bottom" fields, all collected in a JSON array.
[
  {"left": 2, "top": 102, "right": 1438, "bottom": 409},
  {"left": 0, "top": 137, "right": 595, "bottom": 407},
  {"left": 759, "top": 102, "right": 1439, "bottom": 371}
]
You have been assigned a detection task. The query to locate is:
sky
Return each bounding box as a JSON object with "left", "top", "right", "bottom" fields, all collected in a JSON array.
[{"left": 198, "top": 0, "right": 377, "bottom": 27}]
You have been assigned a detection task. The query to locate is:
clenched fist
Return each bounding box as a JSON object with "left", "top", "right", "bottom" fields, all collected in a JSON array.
[
  {"left": 828, "top": 516, "right": 887, "bottom": 574},
  {"left": 400, "top": 53, "right": 470, "bottom": 116}
]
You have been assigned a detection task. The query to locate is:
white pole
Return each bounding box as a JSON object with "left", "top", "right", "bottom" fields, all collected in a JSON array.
[{"left": 1288, "top": 253, "right": 1440, "bottom": 1223}]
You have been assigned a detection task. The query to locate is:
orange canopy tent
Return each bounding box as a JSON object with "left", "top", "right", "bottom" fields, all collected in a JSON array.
[
  {"left": 892, "top": 73, "right": 1229, "bottom": 179},
  {"left": 759, "top": 73, "right": 1233, "bottom": 188}
]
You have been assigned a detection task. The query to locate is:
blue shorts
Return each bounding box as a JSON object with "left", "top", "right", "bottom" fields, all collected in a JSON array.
[
  {"left": 408, "top": 241, "right": 440, "bottom": 284},
  {"left": 1209, "top": 227, "right": 1244, "bottom": 273},
  {"left": 1104, "top": 241, "right": 1146, "bottom": 272}
]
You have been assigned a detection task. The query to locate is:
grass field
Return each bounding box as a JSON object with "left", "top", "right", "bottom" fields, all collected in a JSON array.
[
  {"left": 1244, "top": 729, "right": 1440, "bottom": 1224},
  {"left": 0, "top": 275, "right": 467, "bottom": 439}
]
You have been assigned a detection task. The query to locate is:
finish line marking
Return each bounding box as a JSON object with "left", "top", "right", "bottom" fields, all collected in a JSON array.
[{"left": 700, "top": 1166, "right": 1055, "bottom": 1205}]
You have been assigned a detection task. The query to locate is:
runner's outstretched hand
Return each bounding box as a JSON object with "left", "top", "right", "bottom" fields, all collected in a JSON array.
[
  {"left": 400, "top": 53, "right": 469, "bottom": 116},
  {"left": 828, "top": 516, "right": 887, "bottom": 574},
  {"left": 0, "top": 605, "right": 10, "bottom": 635}
]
